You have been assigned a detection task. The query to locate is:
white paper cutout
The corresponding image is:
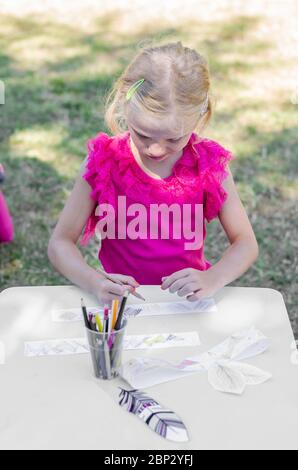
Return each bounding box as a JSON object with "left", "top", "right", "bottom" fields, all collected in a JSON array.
[
  {"left": 119, "top": 388, "right": 189, "bottom": 442},
  {"left": 52, "top": 298, "right": 217, "bottom": 323},
  {"left": 225, "top": 361, "right": 272, "bottom": 386},
  {"left": 24, "top": 332, "right": 200, "bottom": 357},
  {"left": 120, "top": 326, "right": 272, "bottom": 395},
  {"left": 207, "top": 359, "right": 272, "bottom": 395},
  {"left": 208, "top": 361, "right": 247, "bottom": 395},
  {"left": 121, "top": 357, "right": 198, "bottom": 389},
  {"left": 186, "top": 326, "right": 269, "bottom": 365}
]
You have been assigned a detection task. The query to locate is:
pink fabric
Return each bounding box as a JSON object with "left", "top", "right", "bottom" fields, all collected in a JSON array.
[
  {"left": 0, "top": 190, "right": 14, "bottom": 243},
  {"left": 80, "top": 130, "right": 235, "bottom": 285}
]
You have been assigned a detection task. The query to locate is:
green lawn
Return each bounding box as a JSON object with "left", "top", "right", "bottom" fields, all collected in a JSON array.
[{"left": 0, "top": 11, "right": 297, "bottom": 336}]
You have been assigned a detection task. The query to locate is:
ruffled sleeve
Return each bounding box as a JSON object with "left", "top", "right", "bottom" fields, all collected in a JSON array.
[
  {"left": 80, "top": 131, "right": 115, "bottom": 246},
  {"left": 196, "top": 139, "right": 236, "bottom": 223}
]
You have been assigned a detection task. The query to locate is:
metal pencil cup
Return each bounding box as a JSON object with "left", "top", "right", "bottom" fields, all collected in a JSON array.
[{"left": 85, "top": 325, "right": 126, "bottom": 380}]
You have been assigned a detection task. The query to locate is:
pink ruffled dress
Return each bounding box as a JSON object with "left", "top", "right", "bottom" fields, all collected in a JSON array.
[{"left": 80, "top": 130, "right": 235, "bottom": 285}]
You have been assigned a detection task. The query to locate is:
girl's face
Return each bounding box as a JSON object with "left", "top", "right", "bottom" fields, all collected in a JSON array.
[{"left": 127, "top": 111, "right": 193, "bottom": 165}]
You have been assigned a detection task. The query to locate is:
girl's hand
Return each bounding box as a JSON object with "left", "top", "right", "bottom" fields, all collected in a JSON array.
[
  {"left": 91, "top": 272, "right": 140, "bottom": 306},
  {"left": 161, "top": 268, "right": 222, "bottom": 302},
  {"left": 102, "top": 272, "right": 140, "bottom": 290}
]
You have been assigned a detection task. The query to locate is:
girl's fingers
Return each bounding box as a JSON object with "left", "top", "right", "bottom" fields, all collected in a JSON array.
[
  {"left": 103, "top": 279, "right": 127, "bottom": 296},
  {"left": 97, "top": 278, "right": 138, "bottom": 306},
  {"left": 97, "top": 297, "right": 112, "bottom": 308},
  {"left": 106, "top": 273, "right": 140, "bottom": 288},
  {"left": 186, "top": 293, "right": 202, "bottom": 302},
  {"left": 114, "top": 274, "right": 140, "bottom": 287},
  {"left": 167, "top": 277, "right": 191, "bottom": 294},
  {"left": 97, "top": 296, "right": 121, "bottom": 308},
  {"left": 186, "top": 289, "right": 209, "bottom": 302},
  {"left": 165, "top": 273, "right": 199, "bottom": 294},
  {"left": 161, "top": 269, "right": 192, "bottom": 290},
  {"left": 177, "top": 282, "right": 201, "bottom": 297}
]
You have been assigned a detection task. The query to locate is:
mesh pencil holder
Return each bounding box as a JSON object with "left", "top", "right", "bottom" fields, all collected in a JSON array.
[{"left": 85, "top": 325, "right": 127, "bottom": 380}]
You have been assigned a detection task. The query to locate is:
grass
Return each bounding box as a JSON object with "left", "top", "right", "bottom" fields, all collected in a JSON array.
[{"left": 0, "top": 7, "right": 297, "bottom": 336}]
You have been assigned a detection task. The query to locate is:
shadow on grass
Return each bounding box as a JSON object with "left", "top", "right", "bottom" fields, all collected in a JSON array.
[
  {"left": 205, "top": 124, "right": 298, "bottom": 336},
  {"left": 0, "top": 12, "right": 279, "bottom": 156},
  {"left": 0, "top": 151, "right": 99, "bottom": 288}
]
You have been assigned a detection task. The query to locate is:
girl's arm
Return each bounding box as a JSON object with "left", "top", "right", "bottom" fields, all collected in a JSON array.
[
  {"left": 207, "top": 166, "right": 259, "bottom": 287},
  {"left": 47, "top": 164, "right": 138, "bottom": 305},
  {"left": 161, "top": 166, "right": 259, "bottom": 300}
]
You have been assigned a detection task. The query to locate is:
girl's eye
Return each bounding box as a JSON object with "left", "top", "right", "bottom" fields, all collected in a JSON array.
[{"left": 138, "top": 133, "right": 180, "bottom": 143}]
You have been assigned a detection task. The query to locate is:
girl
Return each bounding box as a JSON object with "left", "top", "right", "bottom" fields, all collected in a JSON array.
[
  {"left": 0, "top": 164, "right": 14, "bottom": 244},
  {"left": 48, "top": 42, "right": 259, "bottom": 306}
]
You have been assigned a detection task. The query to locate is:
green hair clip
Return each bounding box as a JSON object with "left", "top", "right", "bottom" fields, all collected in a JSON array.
[{"left": 126, "top": 79, "right": 145, "bottom": 101}]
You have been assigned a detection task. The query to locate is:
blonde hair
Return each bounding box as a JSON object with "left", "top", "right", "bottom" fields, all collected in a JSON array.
[{"left": 104, "top": 41, "right": 213, "bottom": 136}]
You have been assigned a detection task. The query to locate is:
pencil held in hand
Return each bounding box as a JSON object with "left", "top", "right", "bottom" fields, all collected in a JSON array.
[
  {"left": 97, "top": 268, "right": 146, "bottom": 301},
  {"left": 114, "top": 290, "right": 130, "bottom": 331},
  {"left": 129, "top": 289, "right": 146, "bottom": 301}
]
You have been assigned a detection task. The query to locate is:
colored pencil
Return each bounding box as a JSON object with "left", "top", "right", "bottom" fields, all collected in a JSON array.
[
  {"left": 114, "top": 290, "right": 130, "bottom": 331},
  {"left": 103, "top": 305, "right": 109, "bottom": 336},
  {"left": 112, "top": 299, "right": 119, "bottom": 329},
  {"left": 81, "top": 298, "right": 91, "bottom": 329},
  {"left": 91, "top": 315, "right": 98, "bottom": 331},
  {"left": 108, "top": 309, "right": 113, "bottom": 338},
  {"left": 88, "top": 314, "right": 95, "bottom": 331},
  {"left": 95, "top": 314, "right": 103, "bottom": 333}
]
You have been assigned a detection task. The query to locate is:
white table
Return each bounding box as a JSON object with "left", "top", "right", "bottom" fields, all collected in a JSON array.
[{"left": 0, "top": 285, "right": 297, "bottom": 450}]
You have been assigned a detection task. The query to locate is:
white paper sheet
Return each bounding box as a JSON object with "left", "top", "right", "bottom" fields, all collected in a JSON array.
[
  {"left": 124, "top": 332, "right": 200, "bottom": 350},
  {"left": 51, "top": 298, "right": 217, "bottom": 322},
  {"left": 124, "top": 298, "right": 217, "bottom": 317},
  {"left": 24, "top": 331, "right": 200, "bottom": 357},
  {"left": 120, "top": 326, "right": 272, "bottom": 395},
  {"left": 51, "top": 307, "right": 94, "bottom": 323},
  {"left": 24, "top": 338, "right": 89, "bottom": 357}
]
